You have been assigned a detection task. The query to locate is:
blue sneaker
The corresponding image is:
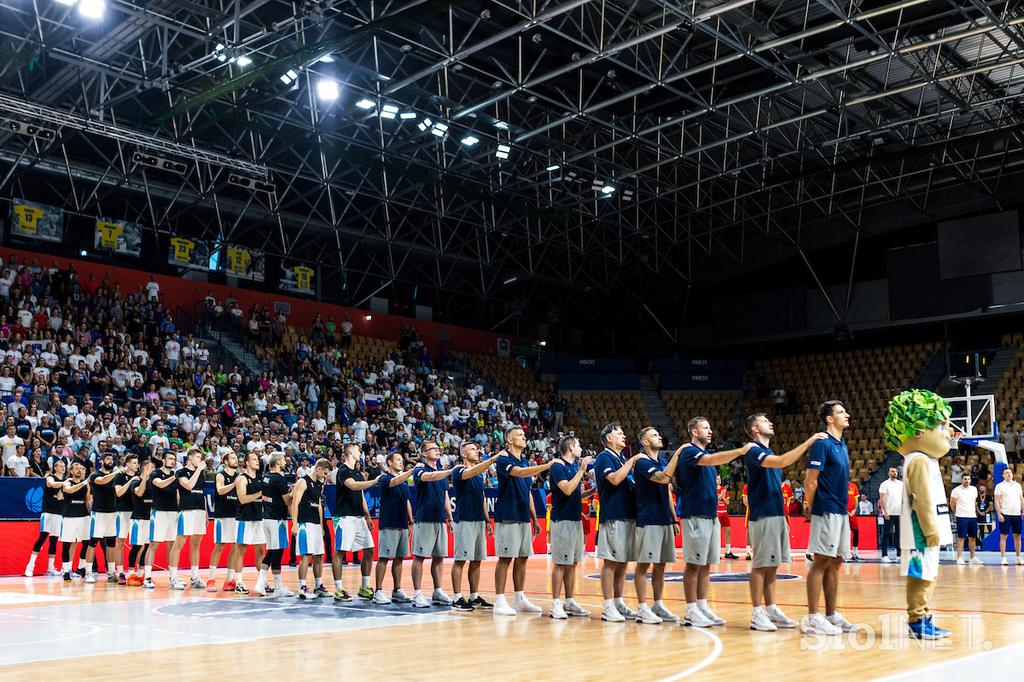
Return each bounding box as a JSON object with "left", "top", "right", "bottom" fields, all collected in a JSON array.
[
  {"left": 925, "top": 616, "right": 951, "bottom": 637},
  {"left": 908, "top": 618, "right": 942, "bottom": 640}
]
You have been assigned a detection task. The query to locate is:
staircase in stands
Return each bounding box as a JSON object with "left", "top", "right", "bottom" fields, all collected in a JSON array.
[{"left": 639, "top": 376, "right": 682, "bottom": 448}]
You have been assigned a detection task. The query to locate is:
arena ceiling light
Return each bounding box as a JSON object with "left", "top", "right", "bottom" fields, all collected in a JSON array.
[
  {"left": 380, "top": 104, "right": 398, "bottom": 119},
  {"left": 622, "top": 188, "right": 634, "bottom": 201},
  {"left": 430, "top": 122, "right": 448, "bottom": 138},
  {"left": 399, "top": 112, "right": 417, "bottom": 120},
  {"left": 78, "top": 0, "right": 104, "bottom": 19},
  {"left": 279, "top": 69, "right": 299, "bottom": 85},
  {"left": 235, "top": 55, "right": 253, "bottom": 67},
  {"left": 316, "top": 78, "right": 339, "bottom": 102},
  {"left": 319, "top": 55, "right": 335, "bottom": 63},
  {"left": 494, "top": 121, "right": 508, "bottom": 130},
  {"left": 546, "top": 164, "right": 560, "bottom": 172},
  {"left": 417, "top": 117, "right": 433, "bottom": 132},
  {"left": 54, "top": 0, "right": 76, "bottom": 5},
  {"left": 495, "top": 143, "right": 510, "bottom": 159},
  {"left": 461, "top": 135, "right": 479, "bottom": 146},
  {"left": 600, "top": 184, "right": 616, "bottom": 195},
  {"left": 213, "top": 44, "right": 227, "bottom": 62},
  {"left": 355, "top": 99, "right": 375, "bottom": 110}
]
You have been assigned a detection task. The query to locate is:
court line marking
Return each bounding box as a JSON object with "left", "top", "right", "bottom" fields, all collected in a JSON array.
[
  {"left": 651, "top": 627, "right": 723, "bottom": 682},
  {"left": 871, "top": 641, "right": 1024, "bottom": 681}
]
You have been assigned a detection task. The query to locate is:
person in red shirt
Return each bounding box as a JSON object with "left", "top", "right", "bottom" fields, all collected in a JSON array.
[
  {"left": 717, "top": 476, "right": 737, "bottom": 559},
  {"left": 847, "top": 481, "right": 861, "bottom": 561},
  {"left": 741, "top": 483, "right": 752, "bottom": 560}
]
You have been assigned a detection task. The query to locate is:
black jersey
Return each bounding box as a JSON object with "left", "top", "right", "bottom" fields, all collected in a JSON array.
[
  {"left": 261, "top": 471, "right": 289, "bottom": 520},
  {"left": 114, "top": 472, "right": 134, "bottom": 512},
  {"left": 296, "top": 476, "right": 323, "bottom": 525},
  {"left": 334, "top": 464, "right": 365, "bottom": 517},
  {"left": 176, "top": 468, "right": 206, "bottom": 511},
  {"left": 42, "top": 474, "right": 64, "bottom": 515},
  {"left": 214, "top": 470, "right": 239, "bottom": 518},
  {"left": 130, "top": 478, "right": 154, "bottom": 520},
  {"left": 149, "top": 469, "right": 179, "bottom": 512},
  {"left": 62, "top": 480, "right": 89, "bottom": 518},
  {"left": 236, "top": 473, "right": 264, "bottom": 521},
  {"left": 89, "top": 469, "right": 117, "bottom": 513}
]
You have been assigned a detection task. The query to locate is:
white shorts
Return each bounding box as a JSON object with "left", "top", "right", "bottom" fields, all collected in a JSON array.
[
  {"left": 236, "top": 519, "right": 267, "bottom": 546},
  {"left": 296, "top": 523, "right": 325, "bottom": 556},
  {"left": 60, "top": 516, "right": 89, "bottom": 543},
  {"left": 152, "top": 511, "right": 178, "bottom": 542},
  {"left": 40, "top": 513, "right": 62, "bottom": 536},
  {"left": 129, "top": 519, "right": 151, "bottom": 545},
  {"left": 214, "top": 518, "right": 238, "bottom": 544},
  {"left": 116, "top": 511, "right": 132, "bottom": 539},
  {"left": 91, "top": 511, "right": 118, "bottom": 539},
  {"left": 177, "top": 509, "right": 208, "bottom": 536},
  {"left": 263, "top": 518, "right": 289, "bottom": 550},
  {"left": 333, "top": 516, "right": 375, "bottom": 552}
]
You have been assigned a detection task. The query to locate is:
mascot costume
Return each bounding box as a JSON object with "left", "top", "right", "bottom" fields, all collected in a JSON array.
[{"left": 883, "top": 389, "right": 956, "bottom": 640}]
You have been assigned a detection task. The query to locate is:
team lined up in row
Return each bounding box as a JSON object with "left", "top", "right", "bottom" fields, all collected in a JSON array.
[{"left": 25, "top": 404, "right": 863, "bottom": 633}]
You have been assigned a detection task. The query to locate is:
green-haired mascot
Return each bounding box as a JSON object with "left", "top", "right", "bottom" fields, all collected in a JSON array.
[{"left": 883, "top": 389, "right": 957, "bottom": 640}]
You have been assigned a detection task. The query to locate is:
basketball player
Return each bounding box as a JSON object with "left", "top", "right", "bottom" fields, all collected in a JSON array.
[
  {"left": 633, "top": 427, "right": 682, "bottom": 624},
  {"left": 847, "top": 480, "right": 861, "bottom": 561},
  {"left": 451, "top": 442, "right": 496, "bottom": 611},
  {"left": 255, "top": 452, "right": 292, "bottom": 596},
  {"left": 88, "top": 452, "right": 120, "bottom": 583},
  {"left": 291, "top": 458, "right": 332, "bottom": 599},
  {"left": 594, "top": 422, "right": 642, "bottom": 622},
  {"left": 233, "top": 451, "right": 267, "bottom": 594},
  {"left": 718, "top": 476, "right": 737, "bottom": 559},
  {"left": 677, "top": 417, "right": 753, "bottom": 627},
  {"left": 803, "top": 400, "right": 855, "bottom": 635},
  {"left": 208, "top": 451, "right": 240, "bottom": 591},
  {"left": 994, "top": 467, "right": 1024, "bottom": 565},
  {"left": 492, "top": 426, "right": 551, "bottom": 616},
  {"left": 745, "top": 413, "right": 825, "bottom": 631},
  {"left": 373, "top": 451, "right": 416, "bottom": 604},
  {"left": 410, "top": 440, "right": 456, "bottom": 608},
  {"left": 950, "top": 472, "right": 981, "bottom": 565},
  {"left": 144, "top": 450, "right": 183, "bottom": 589},
  {"left": 333, "top": 443, "right": 381, "bottom": 601},
  {"left": 126, "top": 459, "right": 155, "bottom": 585},
  {"left": 26, "top": 459, "right": 65, "bottom": 577},
  {"left": 548, "top": 436, "right": 594, "bottom": 619},
  {"left": 113, "top": 454, "right": 142, "bottom": 584},
  {"left": 741, "top": 483, "right": 752, "bottom": 560},
  {"left": 173, "top": 447, "right": 209, "bottom": 589},
  {"left": 60, "top": 461, "right": 91, "bottom": 582}
]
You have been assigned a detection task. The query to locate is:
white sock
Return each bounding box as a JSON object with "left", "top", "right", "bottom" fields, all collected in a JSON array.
[
  {"left": 514, "top": 591, "right": 525, "bottom": 601},
  {"left": 257, "top": 568, "right": 267, "bottom": 583},
  {"left": 454, "top": 592, "right": 463, "bottom": 601},
  {"left": 85, "top": 564, "right": 93, "bottom": 576},
  {"left": 687, "top": 602, "right": 698, "bottom": 610},
  {"left": 566, "top": 597, "right": 579, "bottom": 605},
  {"left": 169, "top": 567, "right": 177, "bottom": 581},
  {"left": 495, "top": 594, "right": 508, "bottom": 603},
  {"left": 299, "top": 579, "right": 307, "bottom": 587},
  {"left": 414, "top": 589, "right": 423, "bottom": 598},
  {"left": 726, "top": 544, "right": 731, "bottom": 552},
  {"left": 753, "top": 605, "right": 765, "bottom": 614},
  {"left": 614, "top": 597, "right": 627, "bottom": 606},
  {"left": 361, "top": 576, "right": 370, "bottom": 588},
  {"left": 334, "top": 579, "right": 343, "bottom": 590},
  {"left": 144, "top": 565, "right": 152, "bottom": 578},
  {"left": 604, "top": 598, "right": 615, "bottom": 609},
  {"left": 28, "top": 552, "right": 37, "bottom": 565},
  {"left": 191, "top": 566, "right": 199, "bottom": 580},
  {"left": 697, "top": 599, "right": 708, "bottom": 610},
  {"left": 637, "top": 601, "right": 648, "bottom": 608},
  {"left": 275, "top": 574, "right": 283, "bottom": 588},
  {"left": 765, "top": 603, "right": 777, "bottom": 612},
  {"left": 654, "top": 600, "right": 667, "bottom": 610},
  {"left": 208, "top": 565, "right": 217, "bottom": 580},
  {"left": 315, "top": 578, "right": 324, "bottom": 588},
  {"left": 552, "top": 598, "right": 562, "bottom": 607},
  {"left": 470, "top": 592, "right": 480, "bottom": 600},
  {"left": 47, "top": 557, "right": 55, "bottom": 572}
]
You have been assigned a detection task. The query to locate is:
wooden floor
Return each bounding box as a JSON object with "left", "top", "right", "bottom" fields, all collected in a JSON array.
[{"left": 2, "top": 552, "right": 1023, "bottom": 681}]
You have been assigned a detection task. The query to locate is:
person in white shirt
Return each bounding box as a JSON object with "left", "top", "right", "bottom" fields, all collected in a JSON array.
[
  {"left": 994, "top": 468, "right": 1024, "bottom": 565},
  {"left": 146, "top": 276, "right": 160, "bottom": 302},
  {"left": 164, "top": 337, "right": 181, "bottom": 371},
  {"left": 878, "top": 467, "right": 904, "bottom": 562},
  {"left": 0, "top": 425, "right": 24, "bottom": 462},
  {"left": 950, "top": 457, "right": 963, "bottom": 485},
  {"left": 950, "top": 473, "right": 982, "bottom": 565},
  {"left": 5, "top": 444, "right": 29, "bottom": 477},
  {"left": 352, "top": 417, "right": 368, "bottom": 444},
  {"left": 856, "top": 497, "right": 874, "bottom": 516}
]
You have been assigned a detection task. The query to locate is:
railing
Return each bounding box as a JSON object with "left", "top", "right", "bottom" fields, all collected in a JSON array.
[{"left": 175, "top": 302, "right": 268, "bottom": 378}]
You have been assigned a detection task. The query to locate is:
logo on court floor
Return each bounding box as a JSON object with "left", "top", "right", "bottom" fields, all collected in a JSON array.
[
  {"left": 155, "top": 598, "right": 453, "bottom": 622},
  {"left": 585, "top": 571, "right": 800, "bottom": 583}
]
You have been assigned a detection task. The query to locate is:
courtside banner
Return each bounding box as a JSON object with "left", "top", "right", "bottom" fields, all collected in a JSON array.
[
  {"left": 9, "top": 198, "right": 63, "bottom": 243},
  {"left": 279, "top": 261, "right": 316, "bottom": 295},
  {"left": 94, "top": 218, "right": 143, "bottom": 257},
  {"left": 225, "top": 243, "right": 265, "bottom": 281},
  {"left": 167, "top": 235, "right": 210, "bottom": 270}
]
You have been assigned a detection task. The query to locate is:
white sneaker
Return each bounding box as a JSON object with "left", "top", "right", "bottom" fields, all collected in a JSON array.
[
  {"left": 24, "top": 566, "right": 34, "bottom": 578},
  {"left": 169, "top": 579, "right": 186, "bottom": 591},
  {"left": 392, "top": 588, "right": 412, "bottom": 603},
  {"left": 614, "top": 600, "right": 637, "bottom": 620},
  {"left": 636, "top": 604, "right": 663, "bottom": 624},
  {"left": 1017, "top": 555, "right": 1024, "bottom": 566},
  {"left": 512, "top": 594, "right": 542, "bottom": 613},
  {"left": 765, "top": 605, "right": 798, "bottom": 628},
  {"left": 699, "top": 603, "right": 726, "bottom": 625},
  {"left": 880, "top": 556, "right": 893, "bottom": 563},
  {"left": 431, "top": 589, "right": 453, "bottom": 605},
  {"left": 550, "top": 600, "right": 568, "bottom": 620},
  {"left": 411, "top": 592, "right": 431, "bottom": 608},
  {"left": 684, "top": 605, "right": 715, "bottom": 628},
  {"left": 956, "top": 558, "right": 966, "bottom": 566},
  {"left": 46, "top": 568, "right": 62, "bottom": 577},
  {"left": 493, "top": 595, "right": 517, "bottom": 616},
  {"left": 801, "top": 613, "right": 842, "bottom": 635},
  {"left": 142, "top": 578, "right": 156, "bottom": 589},
  {"left": 564, "top": 600, "right": 591, "bottom": 617},
  {"left": 827, "top": 611, "right": 857, "bottom": 632},
  {"left": 1001, "top": 556, "right": 1009, "bottom": 566},
  {"left": 601, "top": 602, "right": 626, "bottom": 622},
  {"left": 85, "top": 573, "right": 96, "bottom": 584},
  {"left": 372, "top": 589, "right": 392, "bottom": 605},
  {"left": 749, "top": 608, "right": 778, "bottom": 631},
  {"left": 970, "top": 557, "right": 984, "bottom": 565},
  {"left": 652, "top": 602, "right": 679, "bottom": 623},
  {"left": 275, "top": 585, "right": 294, "bottom": 597},
  {"left": 251, "top": 581, "right": 267, "bottom": 596}
]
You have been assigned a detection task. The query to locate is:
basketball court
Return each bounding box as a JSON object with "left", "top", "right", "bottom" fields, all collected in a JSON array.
[{"left": 3, "top": 553, "right": 1023, "bottom": 681}]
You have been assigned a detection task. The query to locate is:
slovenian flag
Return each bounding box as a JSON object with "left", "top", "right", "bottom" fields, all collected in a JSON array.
[{"left": 364, "top": 394, "right": 384, "bottom": 411}]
